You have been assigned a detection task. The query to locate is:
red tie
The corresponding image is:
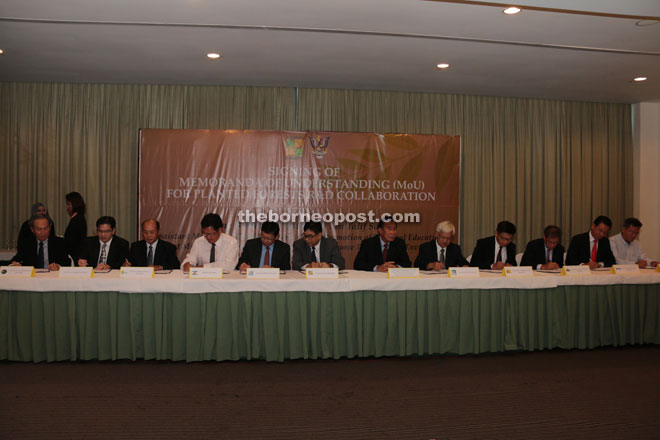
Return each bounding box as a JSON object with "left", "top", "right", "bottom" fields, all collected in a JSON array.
[
  {"left": 591, "top": 240, "right": 598, "bottom": 262},
  {"left": 382, "top": 243, "right": 388, "bottom": 262},
  {"left": 264, "top": 246, "right": 270, "bottom": 266}
]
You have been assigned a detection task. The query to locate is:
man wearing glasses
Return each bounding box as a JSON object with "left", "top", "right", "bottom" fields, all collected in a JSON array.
[
  {"left": 181, "top": 213, "right": 239, "bottom": 272},
  {"left": 292, "top": 221, "right": 345, "bottom": 270},
  {"left": 11, "top": 214, "right": 69, "bottom": 270},
  {"left": 237, "top": 221, "right": 290, "bottom": 271},
  {"left": 78, "top": 216, "right": 129, "bottom": 270}
]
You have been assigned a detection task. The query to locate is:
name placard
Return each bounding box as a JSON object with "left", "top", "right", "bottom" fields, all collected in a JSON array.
[
  {"left": 448, "top": 267, "right": 480, "bottom": 278},
  {"left": 561, "top": 265, "right": 592, "bottom": 276},
  {"left": 120, "top": 267, "right": 155, "bottom": 279},
  {"left": 305, "top": 267, "right": 339, "bottom": 279},
  {"left": 246, "top": 268, "right": 280, "bottom": 279},
  {"left": 387, "top": 267, "right": 420, "bottom": 278},
  {"left": 610, "top": 264, "right": 641, "bottom": 275},
  {"left": 503, "top": 266, "right": 534, "bottom": 277},
  {"left": 59, "top": 267, "right": 94, "bottom": 278},
  {"left": 0, "top": 266, "right": 34, "bottom": 278},
  {"left": 189, "top": 268, "right": 223, "bottom": 279}
]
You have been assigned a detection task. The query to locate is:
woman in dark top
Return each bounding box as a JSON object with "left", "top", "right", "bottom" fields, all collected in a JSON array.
[
  {"left": 64, "top": 192, "right": 87, "bottom": 263},
  {"left": 17, "top": 202, "right": 56, "bottom": 250}
]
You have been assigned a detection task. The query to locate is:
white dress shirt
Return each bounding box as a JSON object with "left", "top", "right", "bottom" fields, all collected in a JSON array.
[
  {"left": 181, "top": 233, "right": 239, "bottom": 270},
  {"left": 609, "top": 233, "right": 652, "bottom": 265},
  {"left": 97, "top": 238, "right": 113, "bottom": 265},
  {"left": 492, "top": 236, "right": 507, "bottom": 268}
]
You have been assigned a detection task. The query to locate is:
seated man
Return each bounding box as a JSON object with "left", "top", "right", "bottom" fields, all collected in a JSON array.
[
  {"left": 470, "top": 220, "right": 517, "bottom": 270},
  {"left": 565, "top": 215, "right": 615, "bottom": 268},
  {"left": 520, "top": 225, "right": 565, "bottom": 270},
  {"left": 181, "top": 213, "right": 239, "bottom": 272},
  {"left": 78, "top": 216, "right": 129, "bottom": 270},
  {"left": 292, "top": 221, "right": 345, "bottom": 270},
  {"left": 237, "top": 221, "right": 291, "bottom": 271},
  {"left": 414, "top": 220, "right": 469, "bottom": 270},
  {"left": 609, "top": 217, "right": 658, "bottom": 268},
  {"left": 11, "top": 214, "right": 69, "bottom": 270},
  {"left": 126, "top": 219, "right": 180, "bottom": 270},
  {"left": 354, "top": 217, "right": 411, "bottom": 272}
]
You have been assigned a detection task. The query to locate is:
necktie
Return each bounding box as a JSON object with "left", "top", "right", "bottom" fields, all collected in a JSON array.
[
  {"left": 264, "top": 246, "right": 270, "bottom": 266},
  {"left": 545, "top": 249, "right": 550, "bottom": 264},
  {"left": 382, "top": 242, "right": 389, "bottom": 262},
  {"left": 496, "top": 246, "right": 502, "bottom": 263},
  {"left": 98, "top": 243, "right": 107, "bottom": 266},
  {"left": 310, "top": 246, "right": 317, "bottom": 262},
  {"left": 591, "top": 240, "right": 598, "bottom": 261},
  {"left": 147, "top": 245, "right": 154, "bottom": 266},
  {"left": 440, "top": 248, "right": 445, "bottom": 266},
  {"left": 210, "top": 243, "right": 216, "bottom": 263},
  {"left": 37, "top": 242, "right": 44, "bottom": 269}
]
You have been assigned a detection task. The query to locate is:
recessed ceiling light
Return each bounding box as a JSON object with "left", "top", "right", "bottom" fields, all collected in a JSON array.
[
  {"left": 436, "top": 63, "right": 450, "bottom": 69},
  {"left": 635, "top": 20, "right": 659, "bottom": 27},
  {"left": 207, "top": 53, "right": 221, "bottom": 60},
  {"left": 0, "top": 49, "right": 4, "bottom": 55},
  {"left": 503, "top": 7, "right": 521, "bottom": 15},
  {"left": 633, "top": 77, "right": 647, "bottom": 82}
]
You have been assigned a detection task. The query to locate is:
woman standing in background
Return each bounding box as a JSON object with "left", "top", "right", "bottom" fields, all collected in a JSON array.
[{"left": 64, "top": 192, "right": 87, "bottom": 264}]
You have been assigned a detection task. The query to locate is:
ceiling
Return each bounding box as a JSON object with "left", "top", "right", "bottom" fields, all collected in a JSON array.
[{"left": 1, "top": 0, "right": 659, "bottom": 103}]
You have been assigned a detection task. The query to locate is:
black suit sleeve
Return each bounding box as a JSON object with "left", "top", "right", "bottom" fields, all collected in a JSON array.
[
  {"left": 161, "top": 242, "right": 180, "bottom": 270},
  {"left": 354, "top": 237, "right": 377, "bottom": 271}
]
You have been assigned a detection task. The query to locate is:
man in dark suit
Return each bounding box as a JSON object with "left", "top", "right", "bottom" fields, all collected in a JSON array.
[
  {"left": 292, "top": 221, "right": 345, "bottom": 270},
  {"left": 520, "top": 225, "right": 565, "bottom": 269},
  {"left": 414, "top": 220, "right": 469, "bottom": 270},
  {"left": 470, "top": 220, "right": 517, "bottom": 270},
  {"left": 237, "top": 221, "right": 291, "bottom": 270},
  {"left": 566, "top": 215, "right": 616, "bottom": 268},
  {"left": 78, "top": 216, "right": 129, "bottom": 270},
  {"left": 11, "top": 214, "right": 69, "bottom": 270},
  {"left": 354, "top": 217, "right": 411, "bottom": 271},
  {"left": 126, "top": 219, "right": 179, "bottom": 270}
]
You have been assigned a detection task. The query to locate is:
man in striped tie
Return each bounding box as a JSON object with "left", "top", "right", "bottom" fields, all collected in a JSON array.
[
  {"left": 520, "top": 225, "right": 565, "bottom": 270},
  {"left": 78, "top": 216, "right": 129, "bottom": 270}
]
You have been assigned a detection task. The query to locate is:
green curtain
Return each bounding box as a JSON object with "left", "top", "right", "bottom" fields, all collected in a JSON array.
[
  {"left": 0, "top": 83, "right": 295, "bottom": 244},
  {"left": 0, "top": 83, "right": 631, "bottom": 251},
  {"left": 297, "top": 89, "right": 633, "bottom": 251}
]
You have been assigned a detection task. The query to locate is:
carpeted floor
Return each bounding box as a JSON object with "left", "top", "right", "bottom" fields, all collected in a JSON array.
[{"left": 2, "top": 346, "right": 660, "bottom": 439}]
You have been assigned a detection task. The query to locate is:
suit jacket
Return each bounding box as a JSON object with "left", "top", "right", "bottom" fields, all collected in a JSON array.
[
  {"left": 292, "top": 236, "right": 346, "bottom": 270},
  {"left": 565, "top": 232, "right": 615, "bottom": 267},
  {"left": 520, "top": 238, "right": 565, "bottom": 268},
  {"left": 12, "top": 235, "right": 69, "bottom": 268},
  {"left": 237, "top": 238, "right": 291, "bottom": 270},
  {"left": 64, "top": 214, "right": 87, "bottom": 262},
  {"left": 414, "top": 240, "right": 469, "bottom": 269},
  {"left": 470, "top": 235, "right": 517, "bottom": 269},
  {"left": 353, "top": 235, "right": 411, "bottom": 271},
  {"left": 78, "top": 235, "right": 130, "bottom": 269},
  {"left": 128, "top": 239, "right": 180, "bottom": 270},
  {"left": 17, "top": 220, "right": 57, "bottom": 253}
]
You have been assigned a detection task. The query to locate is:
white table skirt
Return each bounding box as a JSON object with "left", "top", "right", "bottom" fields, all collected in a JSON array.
[{"left": 1, "top": 269, "right": 658, "bottom": 294}]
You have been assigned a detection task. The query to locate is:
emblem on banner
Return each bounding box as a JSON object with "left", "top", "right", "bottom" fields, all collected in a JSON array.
[
  {"left": 310, "top": 135, "right": 330, "bottom": 159},
  {"left": 285, "top": 136, "right": 304, "bottom": 158}
]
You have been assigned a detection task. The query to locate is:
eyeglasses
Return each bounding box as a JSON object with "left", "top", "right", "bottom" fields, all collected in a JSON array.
[
  {"left": 302, "top": 233, "right": 318, "bottom": 240},
  {"left": 97, "top": 229, "right": 113, "bottom": 234}
]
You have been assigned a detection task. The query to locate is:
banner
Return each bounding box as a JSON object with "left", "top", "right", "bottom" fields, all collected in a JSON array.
[{"left": 138, "top": 129, "right": 460, "bottom": 268}]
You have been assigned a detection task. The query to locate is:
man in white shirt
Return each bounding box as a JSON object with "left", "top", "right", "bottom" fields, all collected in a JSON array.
[
  {"left": 609, "top": 217, "right": 658, "bottom": 268},
  {"left": 181, "top": 213, "right": 239, "bottom": 272}
]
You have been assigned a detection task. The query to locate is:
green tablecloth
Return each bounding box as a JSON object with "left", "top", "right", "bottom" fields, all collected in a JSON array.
[{"left": 1, "top": 285, "right": 659, "bottom": 362}]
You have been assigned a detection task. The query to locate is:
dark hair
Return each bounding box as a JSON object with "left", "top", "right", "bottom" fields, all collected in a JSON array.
[
  {"left": 141, "top": 219, "right": 160, "bottom": 230},
  {"left": 65, "top": 192, "right": 86, "bottom": 216},
  {"left": 201, "top": 213, "right": 223, "bottom": 231},
  {"left": 29, "top": 214, "right": 53, "bottom": 228},
  {"left": 261, "top": 221, "right": 280, "bottom": 236},
  {"left": 96, "top": 216, "right": 116, "bottom": 229},
  {"left": 303, "top": 221, "right": 322, "bottom": 235},
  {"left": 593, "top": 215, "right": 612, "bottom": 228},
  {"left": 622, "top": 217, "right": 642, "bottom": 228},
  {"left": 377, "top": 216, "right": 397, "bottom": 229},
  {"left": 543, "top": 225, "right": 561, "bottom": 239},
  {"left": 496, "top": 221, "right": 517, "bottom": 235}
]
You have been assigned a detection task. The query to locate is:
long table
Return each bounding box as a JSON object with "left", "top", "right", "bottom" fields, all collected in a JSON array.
[{"left": 1, "top": 270, "right": 659, "bottom": 362}]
